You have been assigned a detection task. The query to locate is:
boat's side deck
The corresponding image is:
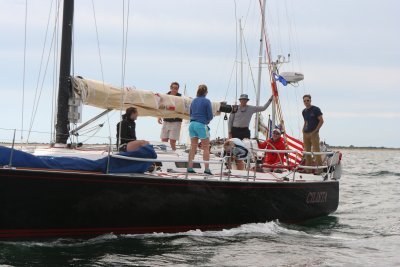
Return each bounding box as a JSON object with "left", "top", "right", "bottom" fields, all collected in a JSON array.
[
  {"left": 119, "top": 168, "right": 328, "bottom": 183},
  {"left": 1, "top": 145, "right": 339, "bottom": 184}
]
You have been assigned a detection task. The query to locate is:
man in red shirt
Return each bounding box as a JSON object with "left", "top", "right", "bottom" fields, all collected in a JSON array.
[{"left": 258, "top": 128, "right": 286, "bottom": 167}]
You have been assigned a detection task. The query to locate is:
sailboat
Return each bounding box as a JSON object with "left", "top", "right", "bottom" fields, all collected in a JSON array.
[{"left": 0, "top": 0, "right": 341, "bottom": 239}]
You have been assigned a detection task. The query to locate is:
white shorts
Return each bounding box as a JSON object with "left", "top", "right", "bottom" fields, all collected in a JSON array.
[{"left": 161, "top": 121, "right": 182, "bottom": 140}]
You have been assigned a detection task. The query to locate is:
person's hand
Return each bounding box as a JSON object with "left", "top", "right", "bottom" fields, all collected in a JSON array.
[{"left": 157, "top": 118, "right": 163, "bottom": 124}]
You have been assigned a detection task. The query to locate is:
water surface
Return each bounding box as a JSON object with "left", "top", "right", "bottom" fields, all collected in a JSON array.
[{"left": 1, "top": 149, "right": 399, "bottom": 266}]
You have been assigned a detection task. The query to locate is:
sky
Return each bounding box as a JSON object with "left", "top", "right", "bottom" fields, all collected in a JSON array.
[{"left": 0, "top": 0, "right": 399, "bottom": 148}]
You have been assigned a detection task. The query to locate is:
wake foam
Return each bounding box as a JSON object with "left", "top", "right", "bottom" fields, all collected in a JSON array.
[
  {"left": 123, "top": 221, "right": 305, "bottom": 239},
  {"left": 1, "top": 221, "right": 352, "bottom": 247},
  {"left": 0, "top": 233, "right": 118, "bottom": 248}
]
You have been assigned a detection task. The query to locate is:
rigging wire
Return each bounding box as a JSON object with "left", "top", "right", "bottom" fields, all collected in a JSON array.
[
  {"left": 77, "top": 123, "right": 104, "bottom": 144},
  {"left": 213, "top": 62, "right": 236, "bottom": 137},
  {"left": 27, "top": 0, "right": 62, "bottom": 143},
  {"left": 27, "top": 0, "right": 55, "bottom": 142},
  {"left": 234, "top": 0, "right": 239, "bottom": 105},
  {"left": 90, "top": 0, "right": 109, "bottom": 142},
  {"left": 90, "top": 0, "right": 106, "bottom": 89},
  {"left": 242, "top": 31, "right": 258, "bottom": 96},
  {"left": 122, "top": 0, "right": 131, "bottom": 86},
  {"left": 242, "top": 0, "right": 261, "bottom": 110},
  {"left": 256, "top": 0, "right": 286, "bottom": 136},
  {"left": 117, "top": 0, "right": 131, "bottom": 150},
  {"left": 259, "top": 0, "right": 307, "bottom": 140},
  {"left": 213, "top": 0, "right": 243, "bottom": 138},
  {"left": 242, "top": 0, "right": 255, "bottom": 29},
  {"left": 287, "top": 0, "right": 306, "bottom": 138},
  {"left": 85, "top": 1, "right": 105, "bottom": 144},
  {"left": 0, "top": 127, "right": 109, "bottom": 143},
  {"left": 21, "top": 0, "right": 28, "bottom": 145},
  {"left": 50, "top": 0, "right": 61, "bottom": 143},
  {"left": 275, "top": 1, "right": 284, "bottom": 57}
]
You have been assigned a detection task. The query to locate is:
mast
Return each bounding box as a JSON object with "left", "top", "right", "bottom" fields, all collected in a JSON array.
[
  {"left": 55, "top": 0, "right": 74, "bottom": 144},
  {"left": 254, "top": 0, "right": 267, "bottom": 138}
]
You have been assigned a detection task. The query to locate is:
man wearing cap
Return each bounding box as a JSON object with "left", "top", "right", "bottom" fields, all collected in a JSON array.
[
  {"left": 258, "top": 128, "right": 286, "bottom": 167},
  {"left": 228, "top": 94, "right": 273, "bottom": 140},
  {"left": 302, "top": 94, "right": 324, "bottom": 168}
]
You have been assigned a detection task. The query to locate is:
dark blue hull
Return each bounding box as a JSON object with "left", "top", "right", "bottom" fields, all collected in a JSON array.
[{"left": 0, "top": 168, "right": 339, "bottom": 239}]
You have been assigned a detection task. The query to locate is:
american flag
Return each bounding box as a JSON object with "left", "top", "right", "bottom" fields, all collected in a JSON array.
[{"left": 284, "top": 133, "right": 304, "bottom": 165}]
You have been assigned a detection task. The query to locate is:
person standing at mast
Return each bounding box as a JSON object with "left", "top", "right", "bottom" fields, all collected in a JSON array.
[{"left": 228, "top": 94, "right": 273, "bottom": 140}]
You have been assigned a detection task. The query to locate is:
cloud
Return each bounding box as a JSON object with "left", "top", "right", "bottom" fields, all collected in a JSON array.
[
  {"left": 1, "top": 0, "right": 400, "bottom": 147},
  {"left": 300, "top": 64, "right": 400, "bottom": 92},
  {"left": 326, "top": 112, "right": 400, "bottom": 119}
]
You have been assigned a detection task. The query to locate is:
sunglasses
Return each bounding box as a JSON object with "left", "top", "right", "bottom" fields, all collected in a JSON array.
[
  {"left": 272, "top": 132, "right": 280, "bottom": 135},
  {"left": 303, "top": 99, "right": 310, "bottom": 102}
]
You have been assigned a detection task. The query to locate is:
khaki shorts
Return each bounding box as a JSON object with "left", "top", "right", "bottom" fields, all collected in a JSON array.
[{"left": 161, "top": 121, "right": 182, "bottom": 140}]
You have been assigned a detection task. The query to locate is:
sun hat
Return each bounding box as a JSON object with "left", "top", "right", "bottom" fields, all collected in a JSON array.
[{"left": 238, "top": 94, "right": 249, "bottom": 100}]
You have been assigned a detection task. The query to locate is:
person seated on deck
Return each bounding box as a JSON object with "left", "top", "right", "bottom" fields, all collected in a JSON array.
[
  {"left": 258, "top": 128, "right": 286, "bottom": 170},
  {"left": 116, "top": 107, "right": 149, "bottom": 152},
  {"left": 223, "top": 138, "right": 249, "bottom": 170}
]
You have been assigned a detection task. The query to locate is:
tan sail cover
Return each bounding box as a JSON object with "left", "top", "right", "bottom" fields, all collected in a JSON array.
[{"left": 72, "top": 76, "right": 221, "bottom": 119}]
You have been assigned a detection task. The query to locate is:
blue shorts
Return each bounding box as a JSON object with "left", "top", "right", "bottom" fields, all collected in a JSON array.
[{"left": 189, "top": 121, "right": 210, "bottom": 139}]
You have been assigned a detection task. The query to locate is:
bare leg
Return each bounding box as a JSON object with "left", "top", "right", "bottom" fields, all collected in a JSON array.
[
  {"left": 161, "top": 138, "right": 169, "bottom": 142},
  {"left": 126, "top": 140, "right": 149, "bottom": 152},
  {"left": 170, "top": 139, "right": 177, "bottom": 150},
  {"left": 236, "top": 160, "right": 245, "bottom": 170},
  {"left": 200, "top": 138, "right": 210, "bottom": 170},
  {"left": 188, "top": 137, "right": 198, "bottom": 168}
]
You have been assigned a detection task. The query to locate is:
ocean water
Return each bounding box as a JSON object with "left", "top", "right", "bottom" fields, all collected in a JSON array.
[{"left": 0, "top": 149, "right": 399, "bottom": 267}]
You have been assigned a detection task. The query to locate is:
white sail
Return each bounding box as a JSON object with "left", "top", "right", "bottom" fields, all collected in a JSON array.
[{"left": 72, "top": 76, "right": 221, "bottom": 119}]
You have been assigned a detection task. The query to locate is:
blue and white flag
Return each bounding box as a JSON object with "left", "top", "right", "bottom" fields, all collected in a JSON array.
[{"left": 273, "top": 73, "right": 288, "bottom": 86}]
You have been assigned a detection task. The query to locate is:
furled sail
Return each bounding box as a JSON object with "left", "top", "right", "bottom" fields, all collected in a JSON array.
[{"left": 72, "top": 76, "right": 221, "bottom": 119}]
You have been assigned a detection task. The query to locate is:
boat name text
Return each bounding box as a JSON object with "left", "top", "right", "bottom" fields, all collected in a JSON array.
[{"left": 306, "top": 191, "right": 327, "bottom": 204}]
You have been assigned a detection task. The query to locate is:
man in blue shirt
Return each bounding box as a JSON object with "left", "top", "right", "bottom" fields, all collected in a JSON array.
[{"left": 302, "top": 94, "right": 324, "bottom": 169}]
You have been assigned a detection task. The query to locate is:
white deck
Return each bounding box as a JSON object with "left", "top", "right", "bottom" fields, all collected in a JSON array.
[{"left": 18, "top": 143, "right": 341, "bottom": 183}]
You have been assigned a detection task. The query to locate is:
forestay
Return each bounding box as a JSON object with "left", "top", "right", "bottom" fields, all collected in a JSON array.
[{"left": 72, "top": 76, "right": 221, "bottom": 119}]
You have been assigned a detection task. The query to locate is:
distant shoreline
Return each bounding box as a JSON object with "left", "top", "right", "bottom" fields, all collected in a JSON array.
[
  {"left": 330, "top": 146, "right": 400, "bottom": 150},
  {"left": 1, "top": 142, "right": 399, "bottom": 150}
]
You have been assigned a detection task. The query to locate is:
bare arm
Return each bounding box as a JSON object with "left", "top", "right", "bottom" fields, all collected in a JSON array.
[
  {"left": 206, "top": 100, "right": 213, "bottom": 123},
  {"left": 313, "top": 115, "right": 324, "bottom": 133},
  {"left": 228, "top": 114, "right": 233, "bottom": 132},
  {"left": 254, "top": 95, "right": 273, "bottom": 112}
]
